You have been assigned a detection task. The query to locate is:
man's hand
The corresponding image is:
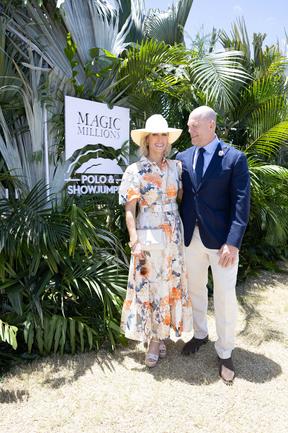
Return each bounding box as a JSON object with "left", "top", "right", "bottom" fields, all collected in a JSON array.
[{"left": 218, "top": 244, "right": 239, "bottom": 267}]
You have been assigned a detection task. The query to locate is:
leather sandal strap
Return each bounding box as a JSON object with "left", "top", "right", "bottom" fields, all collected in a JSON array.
[
  {"left": 146, "top": 353, "right": 159, "bottom": 362},
  {"left": 219, "top": 357, "right": 234, "bottom": 372},
  {"left": 159, "top": 341, "right": 166, "bottom": 350},
  {"left": 218, "top": 357, "right": 235, "bottom": 384},
  {"left": 159, "top": 341, "right": 167, "bottom": 358}
]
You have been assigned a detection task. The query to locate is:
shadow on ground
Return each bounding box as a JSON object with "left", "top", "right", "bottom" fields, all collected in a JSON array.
[
  {"left": 237, "top": 269, "right": 288, "bottom": 346},
  {"left": 0, "top": 388, "right": 29, "bottom": 404},
  {"left": 2, "top": 268, "right": 286, "bottom": 397},
  {"left": 40, "top": 350, "right": 116, "bottom": 389},
  {"left": 2, "top": 350, "right": 115, "bottom": 391},
  {"left": 114, "top": 338, "right": 282, "bottom": 386}
]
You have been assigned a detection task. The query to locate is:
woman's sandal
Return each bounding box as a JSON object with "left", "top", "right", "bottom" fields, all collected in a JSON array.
[
  {"left": 145, "top": 340, "right": 160, "bottom": 367},
  {"left": 159, "top": 340, "right": 167, "bottom": 359},
  {"left": 145, "top": 352, "right": 159, "bottom": 368}
]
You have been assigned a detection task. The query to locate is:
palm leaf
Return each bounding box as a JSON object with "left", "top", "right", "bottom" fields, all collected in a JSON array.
[
  {"left": 0, "top": 319, "right": 18, "bottom": 350},
  {"left": 189, "top": 50, "right": 250, "bottom": 110},
  {"left": 219, "top": 17, "right": 251, "bottom": 61},
  {"left": 247, "top": 121, "right": 288, "bottom": 157},
  {"left": 59, "top": 0, "right": 130, "bottom": 61},
  {"left": 248, "top": 160, "right": 288, "bottom": 245},
  {"left": 145, "top": 0, "right": 193, "bottom": 44}
]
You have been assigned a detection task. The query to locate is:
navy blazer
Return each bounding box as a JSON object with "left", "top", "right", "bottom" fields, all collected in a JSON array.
[{"left": 176, "top": 141, "right": 250, "bottom": 249}]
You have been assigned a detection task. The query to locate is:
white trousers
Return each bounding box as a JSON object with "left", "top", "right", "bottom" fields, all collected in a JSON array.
[{"left": 185, "top": 226, "right": 238, "bottom": 359}]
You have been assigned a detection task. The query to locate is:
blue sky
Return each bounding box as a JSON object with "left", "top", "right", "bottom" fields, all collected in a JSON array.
[{"left": 145, "top": 0, "right": 288, "bottom": 50}]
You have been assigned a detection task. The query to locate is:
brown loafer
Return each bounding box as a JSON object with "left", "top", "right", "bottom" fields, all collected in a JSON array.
[
  {"left": 218, "top": 357, "right": 235, "bottom": 385},
  {"left": 181, "top": 336, "right": 209, "bottom": 355}
]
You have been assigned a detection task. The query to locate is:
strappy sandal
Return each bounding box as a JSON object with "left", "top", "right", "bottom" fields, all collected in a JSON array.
[
  {"left": 145, "top": 352, "right": 159, "bottom": 368},
  {"left": 145, "top": 340, "right": 160, "bottom": 367},
  {"left": 159, "top": 340, "right": 167, "bottom": 359}
]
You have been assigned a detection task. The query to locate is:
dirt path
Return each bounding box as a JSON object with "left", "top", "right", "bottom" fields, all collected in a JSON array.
[{"left": 1, "top": 270, "right": 288, "bottom": 433}]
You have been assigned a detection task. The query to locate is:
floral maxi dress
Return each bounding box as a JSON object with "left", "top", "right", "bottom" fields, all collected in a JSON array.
[{"left": 119, "top": 156, "right": 192, "bottom": 342}]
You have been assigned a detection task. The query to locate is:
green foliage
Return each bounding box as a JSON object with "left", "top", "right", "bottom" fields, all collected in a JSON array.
[
  {"left": 0, "top": 319, "right": 18, "bottom": 350},
  {"left": 216, "top": 19, "right": 288, "bottom": 276},
  {"left": 0, "top": 182, "right": 127, "bottom": 358},
  {"left": 117, "top": 39, "right": 189, "bottom": 109},
  {"left": 115, "top": 37, "right": 250, "bottom": 146},
  {"left": 64, "top": 33, "right": 122, "bottom": 100},
  {"left": 23, "top": 313, "right": 99, "bottom": 355},
  {"left": 0, "top": 2, "right": 288, "bottom": 370},
  {"left": 144, "top": 0, "right": 193, "bottom": 44},
  {"left": 64, "top": 33, "right": 83, "bottom": 96}
]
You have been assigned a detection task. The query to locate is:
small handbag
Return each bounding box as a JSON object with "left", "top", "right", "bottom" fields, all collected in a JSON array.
[{"left": 137, "top": 228, "right": 166, "bottom": 251}]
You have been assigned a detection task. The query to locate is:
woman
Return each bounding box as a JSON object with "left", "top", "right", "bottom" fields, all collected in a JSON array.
[{"left": 119, "top": 114, "right": 192, "bottom": 367}]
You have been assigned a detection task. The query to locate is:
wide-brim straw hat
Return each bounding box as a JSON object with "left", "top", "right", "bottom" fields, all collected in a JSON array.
[{"left": 131, "top": 114, "right": 182, "bottom": 146}]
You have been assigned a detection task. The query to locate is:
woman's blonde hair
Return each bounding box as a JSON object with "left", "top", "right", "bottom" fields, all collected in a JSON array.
[{"left": 138, "top": 134, "right": 172, "bottom": 157}]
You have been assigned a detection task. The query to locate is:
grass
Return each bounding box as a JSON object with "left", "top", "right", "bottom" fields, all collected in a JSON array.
[{"left": 0, "top": 267, "right": 288, "bottom": 433}]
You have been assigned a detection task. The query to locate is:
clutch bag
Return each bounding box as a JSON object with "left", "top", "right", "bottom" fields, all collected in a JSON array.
[{"left": 137, "top": 228, "right": 166, "bottom": 251}]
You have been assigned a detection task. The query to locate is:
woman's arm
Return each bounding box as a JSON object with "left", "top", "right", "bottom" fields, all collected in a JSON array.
[
  {"left": 125, "top": 199, "right": 144, "bottom": 258},
  {"left": 177, "top": 188, "right": 183, "bottom": 202},
  {"left": 125, "top": 199, "right": 138, "bottom": 246},
  {"left": 175, "top": 159, "right": 183, "bottom": 202}
]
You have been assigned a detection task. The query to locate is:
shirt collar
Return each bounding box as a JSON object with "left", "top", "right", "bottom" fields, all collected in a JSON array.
[{"left": 195, "top": 135, "right": 219, "bottom": 154}]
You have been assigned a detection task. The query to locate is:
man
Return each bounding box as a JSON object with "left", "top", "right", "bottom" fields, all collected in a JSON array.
[{"left": 176, "top": 106, "right": 250, "bottom": 384}]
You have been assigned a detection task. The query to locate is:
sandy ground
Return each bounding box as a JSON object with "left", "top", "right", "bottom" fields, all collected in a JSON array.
[{"left": 0, "top": 269, "right": 288, "bottom": 433}]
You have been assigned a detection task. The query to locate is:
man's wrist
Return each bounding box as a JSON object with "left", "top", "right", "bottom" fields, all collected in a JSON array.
[{"left": 226, "top": 243, "right": 239, "bottom": 251}]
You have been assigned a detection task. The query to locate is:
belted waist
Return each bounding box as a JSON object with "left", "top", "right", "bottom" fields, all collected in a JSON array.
[{"left": 139, "top": 202, "right": 178, "bottom": 213}]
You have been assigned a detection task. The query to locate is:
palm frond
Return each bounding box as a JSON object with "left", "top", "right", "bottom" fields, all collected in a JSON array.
[
  {"left": 126, "top": 0, "right": 145, "bottom": 43},
  {"left": 145, "top": 0, "right": 193, "bottom": 44},
  {"left": 118, "top": 39, "right": 188, "bottom": 102},
  {"left": 59, "top": 0, "right": 131, "bottom": 59},
  {"left": 219, "top": 17, "right": 251, "bottom": 61},
  {"left": 247, "top": 121, "right": 288, "bottom": 157},
  {"left": 189, "top": 50, "right": 251, "bottom": 110},
  {"left": 249, "top": 96, "right": 287, "bottom": 140},
  {"left": 6, "top": 2, "right": 75, "bottom": 78},
  {"left": 248, "top": 160, "right": 288, "bottom": 245},
  {"left": 0, "top": 319, "right": 18, "bottom": 350}
]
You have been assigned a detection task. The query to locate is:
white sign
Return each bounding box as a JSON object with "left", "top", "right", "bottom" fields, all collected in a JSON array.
[{"left": 64, "top": 96, "right": 130, "bottom": 194}]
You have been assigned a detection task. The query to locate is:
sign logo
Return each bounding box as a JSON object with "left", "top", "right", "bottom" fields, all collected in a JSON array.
[{"left": 65, "top": 96, "right": 130, "bottom": 195}]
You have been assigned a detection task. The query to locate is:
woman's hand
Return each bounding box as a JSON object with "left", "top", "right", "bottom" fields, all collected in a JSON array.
[{"left": 131, "top": 241, "right": 145, "bottom": 259}]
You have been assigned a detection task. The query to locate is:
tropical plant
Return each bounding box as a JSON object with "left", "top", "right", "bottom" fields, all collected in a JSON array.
[
  {"left": 217, "top": 20, "right": 288, "bottom": 273},
  {"left": 0, "top": 181, "right": 128, "bottom": 356},
  {"left": 115, "top": 37, "right": 250, "bottom": 150},
  {"left": 144, "top": 0, "right": 194, "bottom": 44},
  {"left": 0, "top": 1, "right": 251, "bottom": 193},
  {"left": 0, "top": 319, "right": 18, "bottom": 350},
  {"left": 0, "top": 0, "right": 287, "bottom": 371},
  {"left": 0, "top": 1, "right": 198, "bottom": 364}
]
